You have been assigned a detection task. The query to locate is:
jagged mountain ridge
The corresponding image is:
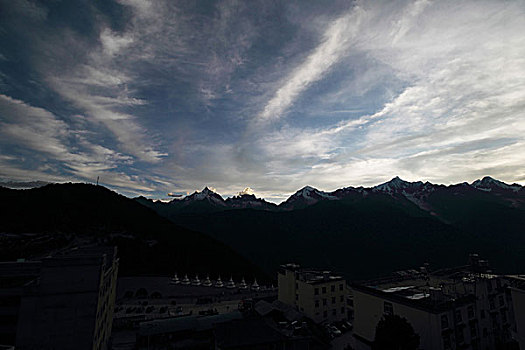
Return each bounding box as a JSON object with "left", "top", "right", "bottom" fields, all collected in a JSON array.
[
  {"left": 225, "top": 194, "right": 278, "bottom": 210},
  {"left": 158, "top": 176, "right": 525, "bottom": 280},
  {"left": 136, "top": 176, "right": 525, "bottom": 219},
  {"left": 136, "top": 186, "right": 277, "bottom": 214}
]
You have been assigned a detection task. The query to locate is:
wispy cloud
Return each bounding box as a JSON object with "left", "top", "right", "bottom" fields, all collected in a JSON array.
[
  {"left": 257, "top": 7, "right": 364, "bottom": 123},
  {"left": 0, "top": 94, "right": 70, "bottom": 158},
  {"left": 0, "top": 94, "right": 170, "bottom": 193},
  {"left": 244, "top": 0, "right": 525, "bottom": 195},
  {"left": 1, "top": 0, "right": 524, "bottom": 201}
]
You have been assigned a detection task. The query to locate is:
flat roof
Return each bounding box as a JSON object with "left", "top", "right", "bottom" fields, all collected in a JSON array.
[
  {"left": 351, "top": 264, "right": 497, "bottom": 313},
  {"left": 279, "top": 264, "right": 345, "bottom": 285},
  {"left": 352, "top": 283, "right": 476, "bottom": 314},
  {"left": 139, "top": 310, "right": 243, "bottom": 336}
]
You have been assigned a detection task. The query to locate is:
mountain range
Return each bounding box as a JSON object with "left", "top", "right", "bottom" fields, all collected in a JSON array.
[
  {"left": 137, "top": 176, "right": 525, "bottom": 218},
  {"left": 1, "top": 177, "right": 523, "bottom": 282},
  {"left": 137, "top": 176, "right": 525, "bottom": 280}
]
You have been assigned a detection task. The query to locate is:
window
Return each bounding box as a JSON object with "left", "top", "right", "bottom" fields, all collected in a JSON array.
[
  {"left": 332, "top": 309, "right": 337, "bottom": 316},
  {"left": 487, "top": 281, "right": 493, "bottom": 292},
  {"left": 322, "top": 287, "right": 327, "bottom": 294},
  {"left": 480, "top": 310, "right": 485, "bottom": 319},
  {"left": 341, "top": 307, "right": 345, "bottom": 314},
  {"left": 295, "top": 294, "right": 298, "bottom": 301},
  {"left": 314, "top": 288, "right": 319, "bottom": 295},
  {"left": 483, "top": 328, "right": 488, "bottom": 337},
  {"left": 442, "top": 334, "right": 451, "bottom": 349},
  {"left": 384, "top": 302, "right": 393, "bottom": 315},
  {"left": 492, "top": 315, "right": 499, "bottom": 329},
  {"left": 315, "top": 300, "right": 319, "bottom": 308},
  {"left": 468, "top": 305, "right": 475, "bottom": 319},
  {"left": 455, "top": 309, "right": 462, "bottom": 323},
  {"left": 457, "top": 328, "right": 464, "bottom": 343},
  {"left": 501, "top": 310, "right": 507, "bottom": 323},
  {"left": 323, "top": 310, "right": 327, "bottom": 318},
  {"left": 323, "top": 299, "right": 327, "bottom": 306},
  {"left": 339, "top": 283, "right": 343, "bottom": 291},
  {"left": 498, "top": 295, "right": 504, "bottom": 306},
  {"left": 340, "top": 295, "right": 344, "bottom": 302},
  {"left": 441, "top": 314, "right": 449, "bottom": 329},
  {"left": 332, "top": 297, "right": 336, "bottom": 304},
  {"left": 489, "top": 298, "right": 495, "bottom": 310},
  {"left": 331, "top": 285, "right": 335, "bottom": 292},
  {"left": 470, "top": 323, "right": 477, "bottom": 337}
]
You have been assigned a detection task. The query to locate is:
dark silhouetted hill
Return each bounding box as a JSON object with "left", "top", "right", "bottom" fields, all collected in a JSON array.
[{"left": 0, "top": 183, "right": 267, "bottom": 281}]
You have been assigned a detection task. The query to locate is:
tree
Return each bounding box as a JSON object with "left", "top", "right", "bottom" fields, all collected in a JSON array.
[{"left": 372, "top": 314, "right": 420, "bottom": 350}]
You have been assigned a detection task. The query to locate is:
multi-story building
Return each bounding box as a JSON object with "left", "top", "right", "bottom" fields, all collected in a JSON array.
[
  {"left": 0, "top": 261, "right": 41, "bottom": 346},
  {"left": 351, "top": 255, "right": 514, "bottom": 350},
  {"left": 0, "top": 247, "right": 118, "bottom": 350},
  {"left": 278, "top": 263, "right": 348, "bottom": 324},
  {"left": 507, "top": 275, "right": 525, "bottom": 349}
]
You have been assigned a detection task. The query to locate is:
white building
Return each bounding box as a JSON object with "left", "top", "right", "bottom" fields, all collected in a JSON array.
[
  {"left": 278, "top": 263, "right": 349, "bottom": 324},
  {"left": 352, "top": 257, "right": 514, "bottom": 350}
]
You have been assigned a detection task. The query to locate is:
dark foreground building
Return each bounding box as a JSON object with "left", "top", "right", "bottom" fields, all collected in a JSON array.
[
  {"left": 352, "top": 255, "right": 518, "bottom": 350},
  {"left": 507, "top": 276, "right": 525, "bottom": 350},
  {"left": 0, "top": 247, "right": 118, "bottom": 350},
  {"left": 135, "top": 299, "right": 330, "bottom": 349}
]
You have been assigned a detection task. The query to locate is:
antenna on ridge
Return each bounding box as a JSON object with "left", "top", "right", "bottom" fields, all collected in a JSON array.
[{"left": 96, "top": 176, "right": 99, "bottom": 186}]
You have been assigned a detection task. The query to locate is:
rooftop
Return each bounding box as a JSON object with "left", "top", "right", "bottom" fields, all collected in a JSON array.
[
  {"left": 279, "top": 263, "right": 345, "bottom": 285},
  {"left": 353, "top": 256, "right": 495, "bottom": 313},
  {"left": 139, "top": 310, "right": 243, "bottom": 336}
]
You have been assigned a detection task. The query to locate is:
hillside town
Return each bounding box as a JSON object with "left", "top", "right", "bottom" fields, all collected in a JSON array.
[
  {"left": 1, "top": 248, "right": 524, "bottom": 350},
  {"left": 1, "top": 0, "right": 525, "bottom": 348}
]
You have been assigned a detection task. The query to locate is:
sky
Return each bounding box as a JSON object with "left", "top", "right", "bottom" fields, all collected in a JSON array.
[{"left": 0, "top": 0, "right": 524, "bottom": 203}]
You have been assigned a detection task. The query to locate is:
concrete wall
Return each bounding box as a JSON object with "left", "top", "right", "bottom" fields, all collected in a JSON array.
[
  {"left": 278, "top": 268, "right": 347, "bottom": 324},
  {"left": 511, "top": 287, "right": 525, "bottom": 349},
  {"left": 15, "top": 259, "right": 102, "bottom": 350},
  {"left": 299, "top": 280, "right": 346, "bottom": 324},
  {"left": 277, "top": 269, "right": 296, "bottom": 306},
  {"left": 352, "top": 290, "right": 443, "bottom": 350},
  {"left": 15, "top": 249, "right": 118, "bottom": 350}
]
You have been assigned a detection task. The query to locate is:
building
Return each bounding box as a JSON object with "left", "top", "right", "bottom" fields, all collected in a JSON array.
[
  {"left": 137, "top": 310, "right": 244, "bottom": 349},
  {"left": 507, "top": 275, "right": 525, "bottom": 349},
  {"left": 135, "top": 302, "right": 329, "bottom": 349},
  {"left": 0, "top": 247, "right": 118, "bottom": 350},
  {"left": 0, "top": 261, "right": 41, "bottom": 346},
  {"left": 352, "top": 256, "right": 515, "bottom": 350},
  {"left": 278, "top": 263, "right": 348, "bottom": 324}
]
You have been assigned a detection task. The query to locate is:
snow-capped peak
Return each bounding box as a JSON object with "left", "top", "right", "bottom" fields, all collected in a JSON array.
[
  {"left": 202, "top": 186, "right": 217, "bottom": 194},
  {"left": 297, "top": 186, "right": 315, "bottom": 196},
  {"left": 471, "top": 176, "right": 521, "bottom": 192},
  {"left": 291, "top": 186, "right": 337, "bottom": 201},
  {"left": 373, "top": 177, "right": 422, "bottom": 193},
  {"left": 185, "top": 187, "right": 225, "bottom": 202},
  {"left": 225, "top": 192, "right": 277, "bottom": 209},
  {"left": 238, "top": 187, "right": 255, "bottom": 196}
]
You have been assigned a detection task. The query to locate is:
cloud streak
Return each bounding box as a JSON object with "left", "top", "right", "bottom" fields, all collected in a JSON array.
[
  {"left": 0, "top": 0, "right": 524, "bottom": 202},
  {"left": 257, "top": 8, "right": 364, "bottom": 122}
]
